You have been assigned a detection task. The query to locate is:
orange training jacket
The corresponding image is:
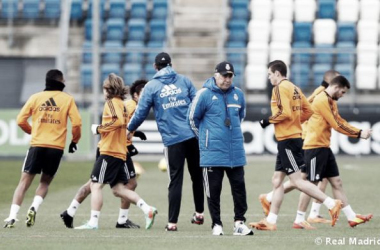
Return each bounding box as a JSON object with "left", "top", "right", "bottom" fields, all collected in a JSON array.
[
  {"left": 17, "top": 91, "right": 82, "bottom": 150},
  {"left": 125, "top": 99, "right": 137, "bottom": 146},
  {"left": 303, "top": 91, "right": 361, "bottom": 149},
  {"left": 269, "top": 79, "right": 313, "bottom": 141}
]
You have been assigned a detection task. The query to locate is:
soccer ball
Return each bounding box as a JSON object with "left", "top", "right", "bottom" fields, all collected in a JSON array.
[
  {"left": 158, "top": 157, "right": 167, "bottom": 172},
  {"left": 134, "top": 161, "right": 145, "bottom": 179}
]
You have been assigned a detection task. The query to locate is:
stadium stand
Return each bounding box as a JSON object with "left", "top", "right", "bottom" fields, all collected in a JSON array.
[{"left": 22, "top": 0, "right": 41, "bottom": 19}]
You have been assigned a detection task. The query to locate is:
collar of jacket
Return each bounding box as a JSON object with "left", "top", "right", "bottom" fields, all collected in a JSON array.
[{"left": 44, "top": 79, "right": 65, "bottom": 91}]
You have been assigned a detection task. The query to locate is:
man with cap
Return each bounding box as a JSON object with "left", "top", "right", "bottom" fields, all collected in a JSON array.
[
  {"left": 188, "top": 61, "right": 253, "bottom": 236},
  {"left": 127, "top": 52, "right": 204, "bottom": 231}
]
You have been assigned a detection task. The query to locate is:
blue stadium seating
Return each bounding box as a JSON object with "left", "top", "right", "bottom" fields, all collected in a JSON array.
[
  {"left": 149, "top": 19, "right": 166, "bottom": 42},
  {"left": 123, "top": 63, "right": 143, "bottom": 85},
  {"left": 147, "top": 40, "right": 164, "bottom": 48},
  {"left": 314, "top": 44, "right": 334, "bottom": 66},
  {"left": 130, "top": 0, "right": 148, "bottom": 19},
  {"left": 226, "top": 41, "right": 246, "bottom": 48},
  {"left": 103, "top": 40, "right": 123, "bottom": 64},
  {"left": 127, "top": 19, "right": 146, "bottom": 42},
  {"left": 101, "top": 63, "right": 121, "bottom": 82},
  {"left": 293, "top": 22, "right": 313, "bottom": 43},
  {"left": 317, "top": 0, "right": 336, "bottom": 19},
  {"left": 22, "top": 0, "right": 40, "bottom": 19},
  {"left": 80, "top": 64, "right": 93, "bottom": 88},
  {"left": 336, "top": 42, "right": 356, "bottom": 64},
  {"left": 1, "top": 0, "right": 19, "bottom": 18},
  {"left": 106, "top": 18, "right": 125, "bottom": 41},
  {"left": 152, "top": 0, "right": 168, "bottom": 20},
  {"left": 70, "top": 0, "right": 83, "bottom": 20},
  {"left": 312, "top": 63, "right": 330, "bottom": 86},
  {"left": 109, "top": 0, "right": 126, "bottom": 19},
  {"left": 337, "top": 22, "right": 356, "bottom": 43},
  {"left": 230, "top": 0, "right": 250, "bottom": 20},
  {"left": 291, "top": 63, "right": 310, "bottom": 88},
  {"left": 125, "top": 41, "right": 145, "bottom": 64},
  {"left": 87, "top": 0, "right": 106, "bottom": 19},
  {"left": 85, "top": 19, "right": 103, "bottom": 41},
  {"left": 228, "top": 20, "right": 248, "bottom": 42},
  {"left": 82, "top": 40, "right": 92, "bottom": 63},
  {"left": 335, "top": 63, "right": 354, "bottom": 83},
  {"left": 144, "top": 63, "right": 156, "bottom": 80},
  {"left": 44, "top": 0, "right": 60, "bottom": 19},
  {"left": 292, "top": 42, "right": 312, "bottom": 64}
]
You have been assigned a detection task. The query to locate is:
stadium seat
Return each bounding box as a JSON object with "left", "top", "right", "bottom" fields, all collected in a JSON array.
[
  {"left": 226, "top": 41, "right": 246, "bottom": 48},
  {"left": 337, "top": 0, "right": 359, "bottom": 22},
  {"left": 125, "top": 41, "right": 145, "bottom": 64},
  {"left": 130, "top": 0, "right": 148, "bottom": 19},
  {"left": 334, "top": 63, "right": 354, "bottom": 84},
  {"left": 314, "top": 44, "right": 334, "bottom": 65},
  {"left": 312, "top": 64, "right": 331, "bottom": 86},
  {"left": 101, "top": 63, "right": 121, "bottom": 83},
  {"left": 144, "top": 63, "right": 156, "bottom": 80},
  {"left": 149, "top": 19, "right": 166, "bottom": 42},
  {"left": 317, "top": 0, "right": 336, "bottom": 19},
  {"left": 228, "top": 20, "right": 248, "bottom": 42},
  {"left": 103, "top": 41, "right": 123, "bottom": 64},
  {"left": 248, "top": 20, "right": 271, "bottom": 43},
  {"left": 87, "top": 0, "right": 106, "bottom": 19},
  {"left": 269, "top": 42, "right": 291, "bottom": 66},
  {"left": 44, "top": 0, "right": 60, "bottom": 19},
  {"left": 106, "top": 18, "right": 125, "bottom": 41},
  {"left": 82, "top": 40, "right": 92, "bottom": 63},
  {"left": 271, "top": 19, "right": 293, "bottom": 43},
  {"left": 290, "top": 63, "right": 310, "bottom": 88},
  {"left": 336, "top": 42, "right": 356, "bottom": 64},
  {"left": 359, "top": 0, "right": 380, "bottom": 21},
  {"left": 337, "top": 22, "right": 356, "bottom": 43},
  {"left": 247, "top": 42, "right": 268, "bottom": 65},
  {"left": 127, "top": 19, "right": 146, "bottom": 42},
  {"left": 357, "top": 20, "right": 379, "bottom": 43},
  {"left": 123, "top": 63, "right": 143, "bottom": 86},
  {"left": 70, "top": 0, "right": 83, "bottom": 20},
  {"left": 292, "top": 41, "right": 312, "bottom": 64},
  {"left": 22, "top": 0, "right": 40, "bottom": 19},
  {"left": 80, "top": 64, "right": 93, "bottom": 88},
  {"left": 356, "top": 65, "right": 377, "bottom": 90},
  {"left": 227, "top": 53, "right": 246, "bottom": 66},
  {"left": 230, "top": 0, "right": 250, "bottom": 20},
  {"left": 1, "top": 0, "right": 19, "bottom": 18},
  {"left": 294, "top": 0, "right": 316, "bottom": 22},
  {"left": 272, "top": 0, "right": 293, "bottom": 21},
  {"left": 293, "top": 22, "right": 313, "bottom": 43},
  {"left": 250, "top": 0, "right": 272, "bottom": 21},
  {"left": 146, "top": 41, "right": 165, "bottom": 63},
  {"left": 109, "top": 0, "right": 126, "bottom": 19},
  {"left": 357, "top": 42, "right": 378, "bottom": 66},
  {"left": 313, "top": 19, "right": 336, "bottom": 44},
  {"left": 151, "top": 0, "right": 168, "bottom": 20},
  {"left": 245, "top": 64, "right": 267, "bottom": 90}
]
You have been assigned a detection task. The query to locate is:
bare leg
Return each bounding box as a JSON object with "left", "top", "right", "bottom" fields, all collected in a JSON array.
[
  {"left": 120, "top": 178, "right": 137, "bottom": 209},
  {"left": 312, "top": 179, "right": 328, "bottom": 204},
  {"left": 12, "top": 173, "right": 36, "bottom": 205},
  {"left": 328, "top": 176, "right": 348, "bottom": 206},
  {"left": 74, "top": 180, "right": 92, "bottom": 203},
  {"left": 269, "top": 171, "right": 286, "bottom": 215},
  {"left": 35, "top": 173, "right": 54, "bottom": 199},
  {"left": 90, "top": 182, "right": 104, "bottom": 211},
  {"left": 289, "top": 171, "right": 328, "bottom": 202}
]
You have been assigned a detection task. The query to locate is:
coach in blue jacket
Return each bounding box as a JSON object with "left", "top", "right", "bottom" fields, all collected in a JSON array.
[
  {"left": 127, "top": 52, "right": 204, "bottom": 231},
  {"left": 189, "top": 61, "right": 253, "bottom": 236}
]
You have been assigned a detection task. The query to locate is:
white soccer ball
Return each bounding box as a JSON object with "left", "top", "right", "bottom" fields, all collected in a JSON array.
[
  {"left": 158, "top": 157, "right": 167, "bottom": 172},
  {"left": 134, "top": 161, "right": 145, "bottom": 179}
]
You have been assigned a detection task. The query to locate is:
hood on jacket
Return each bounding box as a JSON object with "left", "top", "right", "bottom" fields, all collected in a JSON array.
[
  {"left": 202, "top": 77, "right": 235, "bottom": 93},
  {"left": 152, "top": 66, "right": 178, "bottom": 84}
]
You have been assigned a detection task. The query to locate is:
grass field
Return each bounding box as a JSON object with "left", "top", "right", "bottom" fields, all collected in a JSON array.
[{"left": 0, "top": 156, "right": 379, "bottom": 250}]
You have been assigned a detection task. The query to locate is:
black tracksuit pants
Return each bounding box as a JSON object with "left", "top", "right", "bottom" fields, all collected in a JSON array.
[{"left": 166, "top": 137, "right": 204, "bottom": 223}]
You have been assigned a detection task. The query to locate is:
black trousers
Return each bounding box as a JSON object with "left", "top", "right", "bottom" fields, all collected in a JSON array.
[
  {"left": 203, "top": 166, "right": 247, "bottom": 227},
  {"left": 166, "top": 137, "right": 204, "bottom": 223}
]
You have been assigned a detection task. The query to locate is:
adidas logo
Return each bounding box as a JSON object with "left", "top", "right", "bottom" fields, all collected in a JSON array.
[
  {"left": 39, "top": 97, "right": 60, "bottom": 112},
  {"left": 160, "top": 84, "right": 182, "bottom": 97},
  {"left": 92, "top": 176, "right": 98, "bottom": 181},
  {"left": 212, "top": 95, "right": 218, "bottom": 100},
  {"left": 287, "top": 168, "right": 293, "bottom": 173}
]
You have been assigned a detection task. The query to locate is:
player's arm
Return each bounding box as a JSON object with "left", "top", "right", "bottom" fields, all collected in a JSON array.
[
  {"left": 239, "top": 90, "right": 246, "bottom": 122},
  {"left": 268, "top": 86, "right": 292, "bottom": 124},
  {"left": 188, "top": 89, "right": 207, "bottom": 137},
  {"left": 300, "top": 92, "right": 313, "bottom": 123},
  {"left": 16, "top": 97, "right": 33, "bottom": 134},
  {"left": 128, "top": 85, "right": 153, "bottom": 132},
  {"left": 68, "top": 98, "right": 82, "bottom": 144},
  {"left": 97, "top": 100, "right": 124, "bottom": 134}
]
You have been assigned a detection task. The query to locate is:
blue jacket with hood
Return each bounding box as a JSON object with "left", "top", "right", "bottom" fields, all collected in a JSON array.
[
  {"left": 188, "top": 77, "right": 246, "bottom": 167},
  {"left": 128, "top": 66, "right": 197, "bottom": 146}
]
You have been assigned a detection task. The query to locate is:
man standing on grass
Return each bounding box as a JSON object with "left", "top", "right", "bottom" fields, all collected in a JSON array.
[{"left": 4, "top": 69, "right": 82, "bottom": 228}]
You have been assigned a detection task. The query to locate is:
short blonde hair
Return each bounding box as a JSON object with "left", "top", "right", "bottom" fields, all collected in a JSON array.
[{"left": 103, "top": 73, "right": 129, "bottom": 100}]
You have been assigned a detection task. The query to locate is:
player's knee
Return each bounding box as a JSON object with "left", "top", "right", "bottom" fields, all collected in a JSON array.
[
  {"left": 272, "top": 176, "right": 282, "bottom": 188},
  {"left": 126, "top": 179, "right": 137, "bottom": 190},
  {"left": 330, "top": 178, "right": 343, "bottom": 190}
]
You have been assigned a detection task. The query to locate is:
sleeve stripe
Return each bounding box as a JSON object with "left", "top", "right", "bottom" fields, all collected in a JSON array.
[
  {"left": 269, "top": 86, "right": 283, "bottom": 120},
  {"left": 189, "top": 88, "right": 207, "bottom": 137},
  {"left": 328, "top": 98, "right": 358, "bottom": 135},
  {"left": 99, "top": 100, "right": 118, "bottom": 130}
]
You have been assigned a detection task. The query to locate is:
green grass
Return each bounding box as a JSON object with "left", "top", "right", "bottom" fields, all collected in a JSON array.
[{"left": 0, "top": 156, "right": 379, "bottom": 250}]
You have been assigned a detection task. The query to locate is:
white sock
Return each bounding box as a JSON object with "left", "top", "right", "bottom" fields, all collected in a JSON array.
[
  {"left": 136, "top": 199, "right": 150, "bottom": 214},
  {"left": 8, "top": 204, "right": 20, "bottom": 220},
  {"left": 308, "top": 202, "right": 322, "bottom": 219},
  {"left": 295, "top": 210, "right": 306, "bottom": 223},
  {"left": 196, "top": 212, "right": 204, "bottom": 217},
  {"left": 323, "top": 197, "right": 335, "bottom": 210},
  {"left": 342, "top": 205, "right": 356, "bottom": 221},
  {"left": 30, "top": 195, "right": 43, "bottom": 212},
  {"left": 266, "top": 212, "right": 278, "bottom": 224},
  {"left": 67, "top": 199, "right": 81, "bottom": 217},
  {"left": 117, "top": 209, "right": 129, "bottom": 224},
  {"left": 88, "top": 210, "right": 100, "bottom": 227},
  {"left": 266, "top": 192, "right": 273, "bottom": 203}
]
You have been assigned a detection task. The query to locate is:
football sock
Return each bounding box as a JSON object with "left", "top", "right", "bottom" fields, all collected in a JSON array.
[
  {"left": 30, "top": 195, "right": 43, "bottom": 212},
  {"left": 308, "top": 202, "right": 322, "bottom": 219},
  {"left": 8, "top": 204, "right": 20, "bottom": 220},
  {"left": 342, "top": 205, "right": 356, "bottom": 221},
  {"left": 195, "top": 212, "right": 204, "bottom": 217},
  {"left": 67, "top": 199, "right": 81, "bottom": 217},
  {"left": 266, "top": 192, "right": 273, "bottom": 203},
  {"left": 323, "top": 197, "right": 335, "bottom": 210},
  {"left": 88, "top": 210, "right": 100, "bottom": 227},
  {"left": 136, "top": 199, "right": 150, "bottom": 214},
  {"left": 295, "top": 210, "right": 306, "bottom": 223},
  {"left": 117, "top": 209, "right": 129, "bottom": 224},
  {"left": 267, "top": 212, "right": 278, "bottom": 224}
]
